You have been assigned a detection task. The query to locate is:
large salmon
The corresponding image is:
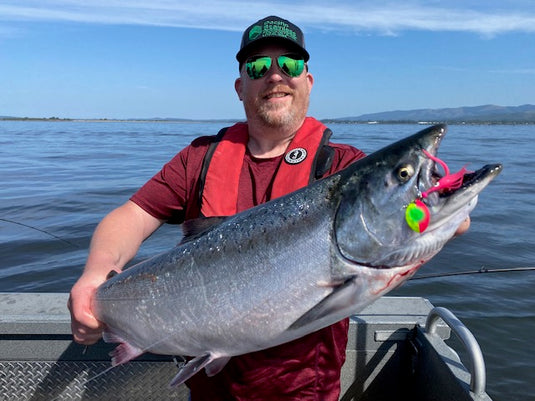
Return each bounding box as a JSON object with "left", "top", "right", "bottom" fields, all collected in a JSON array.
[{"left": 92, "top": 124, "right": 502, "bottom": 386}]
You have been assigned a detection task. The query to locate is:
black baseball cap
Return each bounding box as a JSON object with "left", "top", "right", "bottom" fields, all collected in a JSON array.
[{"left": 236, "top": 16, "right": 310, "bottom": 63}]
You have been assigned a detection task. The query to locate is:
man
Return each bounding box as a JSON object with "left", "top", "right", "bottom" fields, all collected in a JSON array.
[{"left": 69, "top": 16, "right": 469, "bottom": 400}]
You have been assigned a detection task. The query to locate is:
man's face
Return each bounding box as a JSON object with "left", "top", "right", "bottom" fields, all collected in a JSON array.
[{"left": 235, "top": 43, "right": 314, "bottom": 129}]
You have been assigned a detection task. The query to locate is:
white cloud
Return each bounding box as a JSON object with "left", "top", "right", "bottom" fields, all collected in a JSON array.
[{"left": 0, "top": 0, "right": 534, "bottom": 36}]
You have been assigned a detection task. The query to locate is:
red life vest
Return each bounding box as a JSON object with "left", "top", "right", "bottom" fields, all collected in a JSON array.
[{"left": 200, "top": 117, "right": 332, "bottom": 216}]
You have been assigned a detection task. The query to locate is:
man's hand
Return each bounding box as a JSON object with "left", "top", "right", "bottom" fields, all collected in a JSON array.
[
  {"left": 455, "top": 216, "right": 471, "bottom": 236},
  {"left": 68, "top": 272, "right": 108, "bottom": 345}
]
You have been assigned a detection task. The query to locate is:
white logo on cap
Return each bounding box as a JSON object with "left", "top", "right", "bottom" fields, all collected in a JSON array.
[{"left": 285, "top": 148, "right": 307, "bottom": 164}]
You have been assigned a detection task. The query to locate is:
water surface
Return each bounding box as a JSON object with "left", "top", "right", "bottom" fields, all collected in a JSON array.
[{"left": 1, "top": 121, "right": 533, "bottom": 400}]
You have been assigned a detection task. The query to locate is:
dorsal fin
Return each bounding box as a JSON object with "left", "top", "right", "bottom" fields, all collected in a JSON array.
[{"left": 180, "top": 216, "right": 228, "bottom": 244}]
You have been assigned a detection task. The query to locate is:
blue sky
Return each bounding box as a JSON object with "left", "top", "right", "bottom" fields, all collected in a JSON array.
[{"left": 1, "top": 1, "right": 534, "bottom": 120}]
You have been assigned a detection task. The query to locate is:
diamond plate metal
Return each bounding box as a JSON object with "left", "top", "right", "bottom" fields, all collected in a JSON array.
[{"left": 0, "top": 361, "right": 189, "bottom": 400}]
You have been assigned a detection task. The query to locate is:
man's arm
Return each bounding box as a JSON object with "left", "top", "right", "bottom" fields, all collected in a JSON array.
[{"left": 68, "top": 200, "right": 164, "bottom": 345}]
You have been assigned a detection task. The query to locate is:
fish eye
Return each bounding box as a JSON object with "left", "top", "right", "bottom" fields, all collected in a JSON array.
[{"left": 396, "top": 164, "right": 415, "bottom": 183}]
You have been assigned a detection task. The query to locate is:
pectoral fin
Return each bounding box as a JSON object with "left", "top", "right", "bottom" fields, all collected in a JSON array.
[
  {"left": 103, "top": 330, "right": 145, "bottom": 366},
  {"left": 168, "top": 353, "right": 230, "bottom": 388},
  {"left": 205, "top": 356, "right": 231, "bottom": 377},
  {"left": 288, "top": 278, "right": 358, "bottom": 330}
]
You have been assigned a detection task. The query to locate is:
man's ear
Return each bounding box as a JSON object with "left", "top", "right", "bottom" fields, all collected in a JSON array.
[
  {"left": 306, "top": 71, "right": 314, "bottom": 92},
  {"left": 235, "top": 78, "right": 243, "bottom": 101}
]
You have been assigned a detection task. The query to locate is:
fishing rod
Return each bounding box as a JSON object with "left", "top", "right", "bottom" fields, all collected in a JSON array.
[
  {"left": 410, "top": 266, "right": 535, "bottom": 280},
  {"left": 2, "top": 217, "right": 533, "bottom": 279},
  {"left": 0, "top": 217, "right": 79, "bottom": 248}
]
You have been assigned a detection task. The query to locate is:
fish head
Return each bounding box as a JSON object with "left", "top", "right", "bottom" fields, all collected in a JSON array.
[{"left": 334, "top": 124, "right": 502, "bottom": 272}]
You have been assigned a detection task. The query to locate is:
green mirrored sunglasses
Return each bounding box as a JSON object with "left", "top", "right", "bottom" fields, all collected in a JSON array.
[{"left": 245, "top": 55, "right": 305, "bottom": 80}]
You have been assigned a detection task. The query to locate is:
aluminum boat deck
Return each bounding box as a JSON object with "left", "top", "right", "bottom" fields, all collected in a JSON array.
[{"left": 0, "top": 294, "right": 492, "bottom": 400}]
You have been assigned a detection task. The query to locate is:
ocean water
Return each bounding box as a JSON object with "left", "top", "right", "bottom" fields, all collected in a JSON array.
[{"left": 1, "top": 120, "right": 534, "bottom": 400}]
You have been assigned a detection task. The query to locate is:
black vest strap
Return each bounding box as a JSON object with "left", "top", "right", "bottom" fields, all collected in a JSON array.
[{"left": 312, "top": 128, "right": 335, "bottom": 180}]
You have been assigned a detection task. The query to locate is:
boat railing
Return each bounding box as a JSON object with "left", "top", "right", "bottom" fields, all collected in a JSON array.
[{"left": 425, "top": 306, "right": 486, "bottom": 395}]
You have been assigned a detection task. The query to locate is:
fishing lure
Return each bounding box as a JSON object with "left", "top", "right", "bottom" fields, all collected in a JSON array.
[
  {"left": 405, "top": 199, "right": 430, "bottom": 233},
  {"left": 405, "top": 149, "right": 470, "bottom": 233},
  {"left": 420, "top": 150, "right": 469, "bottom": 199}
]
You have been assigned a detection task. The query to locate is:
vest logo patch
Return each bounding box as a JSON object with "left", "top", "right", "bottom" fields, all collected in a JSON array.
[{"left": 285, "top": 148, "right": 307, "bottom": 164}]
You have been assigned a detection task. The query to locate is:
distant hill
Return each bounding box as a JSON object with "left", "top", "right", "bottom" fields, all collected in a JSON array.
[
  {"left": 334, "top": 104, "right": 535, "bottom": 123},
  {"left": 3, "top": 104, "right": 535, "bottom": 123}
]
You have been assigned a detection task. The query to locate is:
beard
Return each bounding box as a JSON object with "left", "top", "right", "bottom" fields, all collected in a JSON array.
[
  {"left": 252, "top": 94, "right": 309, "bottom": 129},
  {"left": 257, "top": 101, "right": 297, "bottom": 127}
]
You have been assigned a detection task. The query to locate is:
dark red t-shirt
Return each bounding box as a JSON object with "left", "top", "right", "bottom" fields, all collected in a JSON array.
[
  {"left": 130, "top": 132, "right": 366, "bottom": 400},
  {"left": 131, "top": 136, "right": 365, "bottom": 221}
]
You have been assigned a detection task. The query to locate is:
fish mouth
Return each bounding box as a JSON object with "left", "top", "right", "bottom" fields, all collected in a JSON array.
[
  {"left": 417, "top": 126, "right": 502, "bottom": 214},
  {"left": 432, "top": 164, "right": 502, "bottom": 198},
  {"left": 456, "top": 164, "right": 502, "bottom": 192},
  {"left": 423, "top": 163, "right": 502, "bottom": 214},
  {"left": 418, "top": 132, "right": 502, "bottom": 238}
]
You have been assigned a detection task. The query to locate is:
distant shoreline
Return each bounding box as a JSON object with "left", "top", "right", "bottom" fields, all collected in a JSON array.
[
  {"left": 1, "top": 116, "right": 534, "bottom": 125},
  {"left": 0, "top": 117, "right": 239, "bottom": 124},
  {"left": 4, "top": 104, "right": 534, "bottom": 125}
]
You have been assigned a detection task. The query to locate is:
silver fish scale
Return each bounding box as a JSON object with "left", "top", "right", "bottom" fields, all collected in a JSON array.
[{"left": 0, "top": 361, "right": 188, "bottom": 400}]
